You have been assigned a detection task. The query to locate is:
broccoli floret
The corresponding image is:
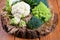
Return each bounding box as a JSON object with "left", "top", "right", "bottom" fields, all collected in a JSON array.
[
  {"left": 23, "top": 0, "right": 48, "bottom": 9},
  {"left": 32, "top": 2, "right": 51, "bottom": 22},
  {"left": 27, "top": 16, "right": 43, "bottom": 29},
  {"left": 23, "top": 0, "right": 41, "bottom": 9}
]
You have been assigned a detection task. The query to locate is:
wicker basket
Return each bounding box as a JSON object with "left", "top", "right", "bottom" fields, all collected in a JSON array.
[{"left": 0, "top": 10, "right": 58, "bottom": 39}]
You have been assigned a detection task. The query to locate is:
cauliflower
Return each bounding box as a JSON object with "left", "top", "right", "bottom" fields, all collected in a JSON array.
[
  {"left": 10, "top": 17, "right": 20, "bottom": 25},
  {"left": 19, "top": 20, "right": 26, "bottom": 27},
  {"left": 12, "top": 1, "right": 30, "bottom": 18}
]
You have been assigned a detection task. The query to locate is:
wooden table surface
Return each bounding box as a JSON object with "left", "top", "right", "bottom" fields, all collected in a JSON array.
[{"left": 0, "top": 0, "right": 60, "bottom": 40}]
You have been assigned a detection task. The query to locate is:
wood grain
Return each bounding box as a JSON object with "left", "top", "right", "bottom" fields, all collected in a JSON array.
[
  {"left": 0, "top": 0, "right": 60, "bottom": 40},
  {"left": 57, "top": 0, "right": 60, "bottom": 14}
]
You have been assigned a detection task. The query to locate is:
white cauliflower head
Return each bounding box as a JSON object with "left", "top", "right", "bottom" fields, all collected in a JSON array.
[{"left": 12, "top": 1, "right": 30, "bottom": 18}]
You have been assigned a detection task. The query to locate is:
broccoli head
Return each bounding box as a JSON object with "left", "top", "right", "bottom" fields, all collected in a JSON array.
[
  {"left": 32, "top": 2, "right": 52, "bottom": 22},
  {"left": 27, "top": 16, "right": 43, "bottom": 29}
]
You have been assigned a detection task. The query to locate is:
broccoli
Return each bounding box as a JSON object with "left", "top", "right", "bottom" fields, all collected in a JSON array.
[
  {"left": 23, "top": 0, "right": 41, "bottom": 9},
  {"left": 23, "top": 0, "right": 48, "bottom": 9},
  {"left": 32, "top": 2, "right": 52, "bottom": 22},
  {"left": 27, "top": 16, "right": 43, "bottom": 29}
]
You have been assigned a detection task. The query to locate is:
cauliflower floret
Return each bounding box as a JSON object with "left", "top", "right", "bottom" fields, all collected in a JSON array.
[
  {"left": 12, "top": 1, "right": 30, "bottom": 18},
  {"left": 19, "top": 20, "right": 26, "bottom": 27},
  {"left": 10, "top": 17, "right": 20, "bottom": 25}
]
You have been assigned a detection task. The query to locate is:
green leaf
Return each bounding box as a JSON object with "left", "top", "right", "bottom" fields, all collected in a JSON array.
[
  {"left": 11, "top": 0, "right": 21, "bottom": 6},
  {"left": 6, "top": 0, "right": 11, "bottom": 13},
  {"left": 23, "top": 0, "right": 49, "bottom": 9}
]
